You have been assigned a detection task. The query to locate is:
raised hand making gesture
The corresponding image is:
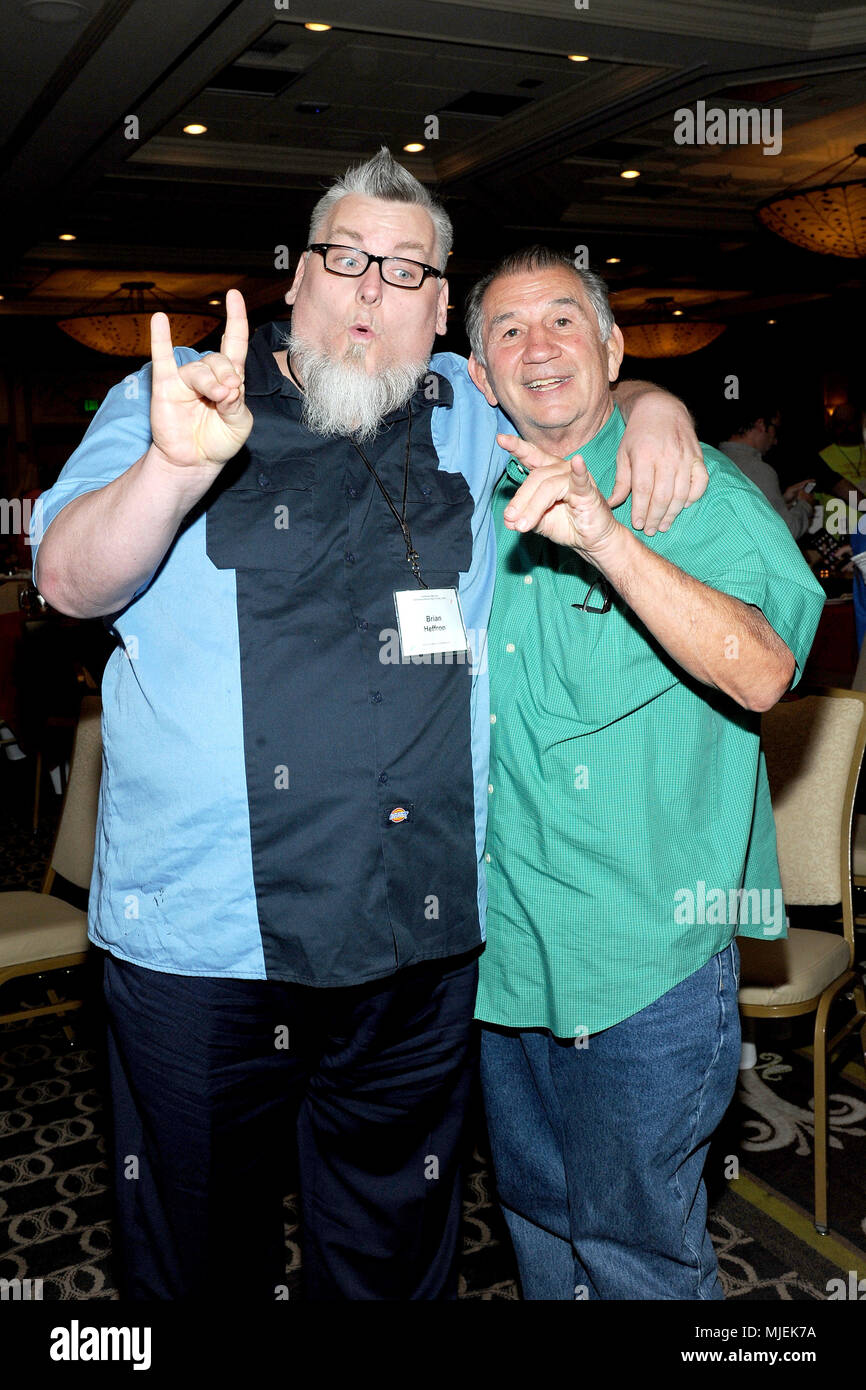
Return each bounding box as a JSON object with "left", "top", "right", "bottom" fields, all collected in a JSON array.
[
  {"left": 499, "top": 431, "right": 621, "bottom": 563},
  {"left": 149, "top": 288, "right": 253, "bottom": 472},
  {"left": 35, "top": 291, "right": 254, "bottom": 618}
]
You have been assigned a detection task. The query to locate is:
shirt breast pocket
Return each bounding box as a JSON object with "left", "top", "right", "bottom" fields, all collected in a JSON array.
[
  {"left": 205, "top": 483, "right": 313, "bottom": 573},
  {"left": 403, "top": 470, "right": 474, "bottom": 579}
]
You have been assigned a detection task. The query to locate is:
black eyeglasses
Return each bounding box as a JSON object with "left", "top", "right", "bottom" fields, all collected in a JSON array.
[
  {"left": 572, "top": 579, "right": 611, "bottom": 614},
  {"left": 308, "top": 243, "right": 444, "bottom": 289}
]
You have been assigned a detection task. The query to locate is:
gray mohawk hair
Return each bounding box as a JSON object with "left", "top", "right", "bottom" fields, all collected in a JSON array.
[{"left": 307, "top": 146, "right": 453, "bottom": 270}]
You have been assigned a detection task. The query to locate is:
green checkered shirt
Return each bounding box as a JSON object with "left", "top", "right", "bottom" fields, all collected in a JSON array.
[{"left": 475, "top": 406, "right": 826, "bottom": 1037}]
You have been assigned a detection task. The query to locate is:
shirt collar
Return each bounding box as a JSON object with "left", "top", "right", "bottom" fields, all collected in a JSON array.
[
  {"left": 244, "top": 321, "right": 453, "bottom": 414},
  {"left": 504, "top": 404, "right": 626, "bottom": 494}
]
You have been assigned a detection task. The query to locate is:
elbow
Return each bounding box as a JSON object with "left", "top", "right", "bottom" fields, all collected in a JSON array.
[
  {"left": 33, "top": 559, "right": 89, "bottom": 620},
  {"left": 739, "top": 651, "right": 796, "bottom": 713}
]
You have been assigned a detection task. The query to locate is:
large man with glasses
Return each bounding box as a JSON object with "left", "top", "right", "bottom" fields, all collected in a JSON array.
[
  {"left": 34, "top": 150, "right": 703, "bottom": 1301},
  {"left": 464, "top": 246, "right": 825, "bottom": 1300}
]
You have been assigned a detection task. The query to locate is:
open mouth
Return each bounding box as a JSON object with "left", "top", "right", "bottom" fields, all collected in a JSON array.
[
  {"left": 525, "top": 376, "right": 570, "bottom": 392},
  {"left": 349, "top": 323, "right": 375, "bottom": 340}
]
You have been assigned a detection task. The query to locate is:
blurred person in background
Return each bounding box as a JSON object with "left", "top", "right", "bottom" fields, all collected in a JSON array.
[{"left": 718, "top": 401, "right": 814, "bottom": 540}]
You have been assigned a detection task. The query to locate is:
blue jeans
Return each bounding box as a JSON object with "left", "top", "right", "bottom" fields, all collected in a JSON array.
[{"left": 480, "top": 942, "right": 741, "bottom": 1300}]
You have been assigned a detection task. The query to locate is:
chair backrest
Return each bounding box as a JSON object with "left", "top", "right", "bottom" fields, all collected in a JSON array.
[
  {"left": 0, "top": 583, "right": 23, "bottom": 616},
  {"left": 761, "top": 689, "right": 866, "bottom": 937},
  {"left": 45, "top": 694, "right": 103, "bottom": 892},
  {"left": 852, "top": 638, "right": 866, "bottom": 693}
]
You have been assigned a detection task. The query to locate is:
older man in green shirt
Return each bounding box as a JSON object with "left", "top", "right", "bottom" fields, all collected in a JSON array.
[{"left": 465, "top": 246, "right": 825, "bottom": 1301}]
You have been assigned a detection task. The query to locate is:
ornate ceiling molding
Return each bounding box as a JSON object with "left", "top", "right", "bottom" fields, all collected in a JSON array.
[{"left": 421, "top": 0, "right": 866, "bottom": 52}]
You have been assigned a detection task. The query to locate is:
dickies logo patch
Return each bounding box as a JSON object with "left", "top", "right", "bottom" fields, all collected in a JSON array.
[{"left": 389, "top": 806, "right": 410, "bottom": 823}]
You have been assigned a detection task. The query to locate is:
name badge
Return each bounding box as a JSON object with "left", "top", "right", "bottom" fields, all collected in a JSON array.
[{"left": 394, "top": 587, "right": 469, "bottom": 658}]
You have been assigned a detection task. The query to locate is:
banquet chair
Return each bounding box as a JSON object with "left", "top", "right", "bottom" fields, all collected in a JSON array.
[
  {"left": 738, "top": 688, "right": 866, "bottom": 1234},
  {"left": 0, "top": 696, "right": 101, "bottom": 1028}
]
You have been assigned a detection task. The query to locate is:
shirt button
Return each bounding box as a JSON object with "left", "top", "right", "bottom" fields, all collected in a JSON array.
[
  {"left": 421, "top": 485, "right": 432, "bottom": 497},
  {"left": 347, "top": 486, "right": 358, "bottom": 499},
  {"left": 506, "top": 642, "right": 515, "bottom": 653},
  {"left": 345, "top": 551, "right": 356, "bottom": 564},
  {"left": 377, "top": 772, "right": 388, "bottom": 784},
  {"left": 257, "top": 472, "right": 270, "bottom": 489},
  {"left": 488, "top": 784, "right": 493, "bottom": 794},
  {"left": 524, "top": 574, "right": 533, "bottom": 585},
  {"left": 485, "top": 853, "right": 491, "bottom": 864},
  {"left": 490, "top": 714, "right": 497, "bottom": 724},
  {"left": 357, "top": 618, "right": 369, "bottom": 631},
  {"left": 370, "top": 691, "right": 383, "bottom": 704}
]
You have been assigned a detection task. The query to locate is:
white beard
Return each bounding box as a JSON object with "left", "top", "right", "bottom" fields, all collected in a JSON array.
[{"left": 285, "top": 331, "right": 429, "bottom": 443}]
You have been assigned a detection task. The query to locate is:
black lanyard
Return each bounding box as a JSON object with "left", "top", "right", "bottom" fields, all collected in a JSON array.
[{"left": 351, "top": 403, "right": 427, "bottom": 588}]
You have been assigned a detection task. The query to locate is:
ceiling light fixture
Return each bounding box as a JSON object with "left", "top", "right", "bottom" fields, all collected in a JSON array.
[
  {"left": 605, "top": 257, "right": 621, "bottom": 265},
  {"left": 621, "top": 298, "right": 725, "bottom": 358},
  {"left": 58, "top": 281, "right": 220, "bottom": 357},
  {"left": 620, "top": 169, "right": 640, "bottom": 180},
  {"left": 623, "top": 322, "right": 724, "bottom": 357},
  {"left": 21, "top": 1, "right": 88, "bottom": 21},
  {"left": 757, "top": 145, "right": 866, "bottom": 259},
  {"left": 568, "top": 54, "right": 589, "bottom": 63},
  {"left": 403, "top": 143, "right": 424, "bottom": 154},
  {"left": 183, "top": 123, "right": 208, "bottom": 136},
  {"left": 305, "top": 22, "right": 331, "bottom": 31},
  {"left": 58, "top": 232, "right": 76, "bottom": 241}
]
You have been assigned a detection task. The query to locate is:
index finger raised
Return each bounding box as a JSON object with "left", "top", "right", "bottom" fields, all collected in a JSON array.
[
  {"left": 150, "top": 311, "right": 180, "bottom": 382},
  {"left": 219, "top": 289, "right": 249, "bottom": 377},
  {"left": 497, "top": 433, "right": 561, "bottom": 470}
]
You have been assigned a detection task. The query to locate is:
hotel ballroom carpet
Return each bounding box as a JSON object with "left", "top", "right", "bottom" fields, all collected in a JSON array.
[{"left": 2, "top": 772, "right": 865, "bottom": 1302}]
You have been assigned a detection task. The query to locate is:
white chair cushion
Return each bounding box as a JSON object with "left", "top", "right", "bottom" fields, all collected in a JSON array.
[
  {"left": 0, "top": 891, "right": 88, "bottom": 968},
  {"left": 739, "top": 928, "right": 850, "bottom": 1007}
]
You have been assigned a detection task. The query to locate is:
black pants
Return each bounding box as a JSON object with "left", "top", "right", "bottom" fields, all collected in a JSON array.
[{"left": 103, "top": 949, "right": 479, "bottom": 1300}]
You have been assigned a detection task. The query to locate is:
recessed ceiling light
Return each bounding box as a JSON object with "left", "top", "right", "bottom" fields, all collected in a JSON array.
[
  {"left": 620, "top": 168, "right": 640, "bottom": 179},
  {"left": 305, "top": 22, "right": 331, "bottom": 31},
  {"left": 605, "top": 256, "right": 621, "bottom": 264},
  {"left": 208, "top": 298, "right": 221, "bottom": 305},
  {"left": 183, "top": 123, "right": 208, "bottom": 135},
  {"left": 568, "top": 54, "right": 589, "bottom": 63},
  {"left": 0, "top": 295, "right": 5, "bottom": 302},
  {"left": 403, "top": 143, "right": 424, "bottom": 154},
  {"left": 58, "top": 232, "right": 76, "bottom": 241},
  {"left": 767, "top": 318, "right": 777, "bottom": 324},
  {"left": 672, "top": 309, "right": 684, "bottom": 317},
  {"left": 22, "top": 1, "right": 87, "bottom": 22}
]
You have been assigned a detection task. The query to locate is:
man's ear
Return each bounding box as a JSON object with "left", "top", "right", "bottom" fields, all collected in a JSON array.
[
  {"left": 468, "top": 353, "right": 499, "bottom": 407},
  {"left": 606, "top": 323, "right": 625, "bottom": 383},
  {"left": 285, "top": 251, "right": 309, "bottom": 306},
  {"left": 435, "top": 277, "right": 449, "bottom": 336}
]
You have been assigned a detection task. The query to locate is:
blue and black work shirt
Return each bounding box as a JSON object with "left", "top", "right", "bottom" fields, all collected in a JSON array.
[{"left": 33, "top": 323, "right": 507, "bottom": 986}]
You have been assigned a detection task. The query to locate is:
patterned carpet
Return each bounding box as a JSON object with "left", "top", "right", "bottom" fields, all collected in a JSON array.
[{"left": 2, "top": 771, "right": 866, "bottom": 1301}]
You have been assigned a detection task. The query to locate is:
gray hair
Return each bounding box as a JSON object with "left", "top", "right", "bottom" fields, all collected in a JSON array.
[
  {"left": 465, "top": 246, "right": 615, "bottom": 364},
  {"left": 307, "top": 146, "right": 453, "bottom": 271}
]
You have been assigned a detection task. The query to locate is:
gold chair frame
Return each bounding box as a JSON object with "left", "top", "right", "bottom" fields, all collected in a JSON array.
[{"left": 740, "top": 687, "right": 866, "bottom": 1234}]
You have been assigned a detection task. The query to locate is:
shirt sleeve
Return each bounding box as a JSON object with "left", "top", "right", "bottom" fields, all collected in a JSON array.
[
  {"left": 429, "top": 352, "right": 509, "bottom": 508},
  {"left": 30, "top": 348, "right": 205, "bottom": 571},
  {"left": 640, "top": 447, "right": 826, "bottom": 682}
]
